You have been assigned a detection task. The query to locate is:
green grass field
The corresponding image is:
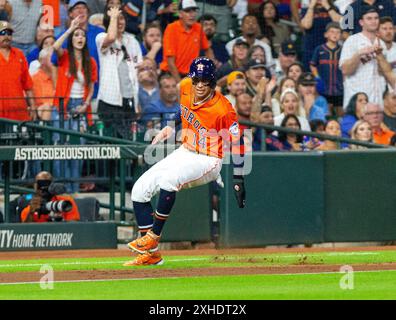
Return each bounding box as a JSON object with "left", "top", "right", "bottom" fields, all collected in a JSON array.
[{"left": 0, "top": 250, "right": 395, "bottom": 300}]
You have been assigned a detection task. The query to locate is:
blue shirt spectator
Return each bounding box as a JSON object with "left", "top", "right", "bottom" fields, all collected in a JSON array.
[{"left": 344, "top": 0, "right": 396, "bottom": 34}]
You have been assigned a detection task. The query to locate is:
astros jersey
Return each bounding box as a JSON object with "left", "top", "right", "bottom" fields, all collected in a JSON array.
[{"left": 179, "top": 78, "right": 242, "bottom": 159}]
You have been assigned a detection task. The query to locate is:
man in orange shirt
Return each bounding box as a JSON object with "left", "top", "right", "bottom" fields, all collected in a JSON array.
[
  {"left": 363, "top": 102, "right": 395, "bottom": 145},
  {"left": 124, "top": 57, "right": 246, "bottom": 266},
  {"left": 160, "top": 0, "right": 214, "bottom": 82},
  {"left": 20, "top": 171, "right": 80, "bottom": 223},
  {"left": 0, "top": 21, "right": 36, "bottom": 121}
]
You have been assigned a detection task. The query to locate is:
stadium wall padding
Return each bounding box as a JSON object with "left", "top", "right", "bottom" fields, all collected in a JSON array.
[
  {"left": 161, "top": 184, "right": 212, "bottom": 242},
  {"left": 0, "top": 222, "right": 117, "bottom": 251},
  {"left": 219, "top": 150, "right": 396, "bottom": 247}
]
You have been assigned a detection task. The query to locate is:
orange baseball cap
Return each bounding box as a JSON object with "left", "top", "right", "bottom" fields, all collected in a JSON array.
[{"left": 227, "top": 71, "right": 245, "bottom": 86}]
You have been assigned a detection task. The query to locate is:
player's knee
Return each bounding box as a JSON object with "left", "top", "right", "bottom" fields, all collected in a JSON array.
[
  {"left": 158, "top": 176, "right": 179, "bottom": 193},
  {"left": 131, "top": 179, "right": 149, "bottom": 203}
]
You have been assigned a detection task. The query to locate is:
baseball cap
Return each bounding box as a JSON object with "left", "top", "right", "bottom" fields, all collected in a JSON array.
[
  {"left": 233, "top": 38, "right": 249, "bottom": 48},
  {"left": 68, "top": 0, "right": 88, "bottom": 11},
  {"left": 245, "top": 59, "right": 266, "bottom": 70},
  {"left": 298, "top": 72, "right": 317, "bottom": 86},
  {"left": 280, "top": 40, "right": 296, "bottom": 56},
  {"left": 179, "top": 0, "right": 199, "bottom": 11},
  {"left": 0, "top": 20, "right": 13, "bottom": 33},
  {"left": 360, "top": 5, "right": 379, "bottom": 19},
  {"left": 227, "top": 71, "right": 245, "bottom": 86}
]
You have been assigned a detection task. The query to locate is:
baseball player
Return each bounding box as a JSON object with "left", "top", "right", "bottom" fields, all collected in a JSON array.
[{"left": 123, "top": 57, "right": 246, "bottom": 266}]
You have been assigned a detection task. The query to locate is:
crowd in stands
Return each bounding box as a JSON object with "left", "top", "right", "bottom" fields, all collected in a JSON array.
[{"left": 2, "top": 0, "right": 396, "bottom": 190}]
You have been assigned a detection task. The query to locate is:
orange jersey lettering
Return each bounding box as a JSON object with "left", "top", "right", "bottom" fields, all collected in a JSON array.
[{"left": 179, "top": 78, "right": 242, "bottom": 158}]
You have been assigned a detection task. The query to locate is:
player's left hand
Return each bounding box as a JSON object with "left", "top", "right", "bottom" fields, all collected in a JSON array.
[{"left": 233, "top": 175, "right": 246, "bottom": 208}]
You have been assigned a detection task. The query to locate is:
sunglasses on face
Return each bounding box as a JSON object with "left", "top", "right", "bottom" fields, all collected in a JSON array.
[
  {"left": 192, "top": 77, "right": 211, "bottom": 86},
  {"left": 0, "top": 29, "right": 13, "bottom": 36}
]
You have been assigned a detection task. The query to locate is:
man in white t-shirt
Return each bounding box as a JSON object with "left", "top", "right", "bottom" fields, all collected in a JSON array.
[
  {"left": 378, "top": 16, "right": 396, "bottom": 76},
  {"left": 339, "top": 6, "right": 387, "bottom": 109},
  {"left": 95, "top": 7, "right": 143, "bottom": 138}
]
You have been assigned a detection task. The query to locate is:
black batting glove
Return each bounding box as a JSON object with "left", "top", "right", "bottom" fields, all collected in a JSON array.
[{"left": 233, "top": 175, "right": 246, "bottom": 208}]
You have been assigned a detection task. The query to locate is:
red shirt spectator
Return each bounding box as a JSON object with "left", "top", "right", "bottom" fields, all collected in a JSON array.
[{"left": 0, "top": 21, "right": 35, "bottom": 121}]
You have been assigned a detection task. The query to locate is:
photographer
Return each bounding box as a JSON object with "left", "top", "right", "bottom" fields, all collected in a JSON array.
[{"left": 20, "top": 171, "right": 80, "bottom": 223}]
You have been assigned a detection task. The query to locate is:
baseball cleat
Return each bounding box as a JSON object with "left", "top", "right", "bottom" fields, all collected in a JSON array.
[
  {"left": 127, "top": 230, "right": 160, "bottom": 254},
  {"left": 123, "top": 251, "right": 164, "bottom": 266}
]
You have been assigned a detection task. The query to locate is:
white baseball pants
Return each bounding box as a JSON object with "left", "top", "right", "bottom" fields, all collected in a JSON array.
[{"left": 131, "top": 145, "right": 223, "bottom": 203}]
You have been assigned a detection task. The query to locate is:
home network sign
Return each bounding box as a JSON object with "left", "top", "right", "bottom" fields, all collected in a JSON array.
[{"left": 0, "top": 230, "right": 73, "bottom": 249}]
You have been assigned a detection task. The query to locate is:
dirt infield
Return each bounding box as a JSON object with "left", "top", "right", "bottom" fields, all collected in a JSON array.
[{"left": 1, "top": 246, "right": 396, "bottom": 284}]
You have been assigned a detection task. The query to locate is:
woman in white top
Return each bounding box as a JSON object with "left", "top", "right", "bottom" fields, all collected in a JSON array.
[
  {"left": 96, "top": 6, "right": 143, "bottom": 139},
  {"left": 274, "top": 89, "right": 311, "bottom": 132}
]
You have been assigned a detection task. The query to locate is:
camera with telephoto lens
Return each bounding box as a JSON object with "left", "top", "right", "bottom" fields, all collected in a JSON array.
[{"left": 36, "top": 180, "right": 73, "bottom": 218}]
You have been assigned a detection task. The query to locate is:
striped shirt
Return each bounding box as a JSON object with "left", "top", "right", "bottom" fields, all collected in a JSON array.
[{"left": 310, "top": 43, "right": 343, "bottom": 97}]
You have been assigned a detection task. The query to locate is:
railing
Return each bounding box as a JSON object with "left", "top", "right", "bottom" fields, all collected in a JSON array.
[{"left": 238, "top": 119, "right": 390, "bottom": 150}]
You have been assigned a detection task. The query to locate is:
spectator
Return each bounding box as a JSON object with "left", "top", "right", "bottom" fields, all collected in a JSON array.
[
  {"left": 349, "top": 119, "right": 373, "bottom": 149},
  {"left": 363, "top": 102, "right": 395, "bottom": 144},
  {"left": 216, "top": 39, "right": 249, "bottom": 87},
  {"left": 199, "top": 14, "right": 229, "bottom": 66},
  {"left": 278, "top": 114, "right": 303, "bottom": 151},
  {"left": 138, "top": 57, "right": 160, "bottom": 113},
  {"left": 235, "top": 92, "right": 252, "bottom": 123},
  {"left": 298, "top": 72, "right": 329, "bottom": 121},
  {"left": 250, "top": 74, "right": 276, "bottom": 118},
  {"left": 142, "top": 73, "right": 179, "bottom": 128},
  {"left": 0, "top": 21, "right": 36, "bottom": 121},
  {"left": 224, "top": 71, "right": 246, "bottom": 109},
  {"left": 31, "top": 47, "right": 56, "bottom": 121},
  {"left": 235, "top": 92, "right": 253, "bottom": 150},
  {"left": 252, "top": 105, "right": 286, "bottom": 151},
  {"left": 8, "top": 0, "right": 42, "bottom": 55},
  {"left": 225, "top": 71, "right": 246, "bottom": 109},
  {"left": 286, "top": 61, "right": 304, "bottom": 83},
  {"left": 314, "top": 119, "right": 341, "bottom": 150},
  {"left": 63, "top": 0, "right": 103, "bottom": 74},
  {"left": 271, "top": 77, "right": 297, "bottom": 116},
  {"left": 378, "top": 16, "right": 396, "bottom": 90},
  {"left": 303, "top": 118, "right": 325, "bottom": 149},
  {"left": 140, "top": 22, "right": 163, "bottom": 66},
  {"left": 310, "top": 22, "right": 344, "bottom": 116},
  {"left": 343, "top": 0, "right": 396, "bottom": 34},
  {"left": 274, "top": 88, "right": 311, "bottom": 132},
  {"left": 300, "top": 0, "right": 342, "bottom": 69},
  {"left": 29, "top": 35, "right": 55, "bottom": 75},
  {"left": 339, "top": 6, "right": 387, "bottom": 109},
  {"left": 51, "top": 16, "right": 98, "bottom": 193},
  {"left": 244, "top": 58, "right": 272, "bottom": 97},
  {"left": 226, "top": 14, "right": 275, "bottom": 73},
  {"left": 89, "top": 13, "right": 104, "bottom": 28},
  {"left": 383, "top": 89, "right": 396, "bottom": 131},
  {"left": 247, "top": 44, "right": 266, "bottom": 63},
  {"left": 160, "top": 0, "right": 214, "bottom": 82},
  {"left": 256, "top": 0, "right": 290, "bottom": 56},
  {"left": 195, "top": 0, "right": 236, "bottom": 42},
  {"left": 274, "top": 39, "right": 297, "bottom": 82},
  {"left": 20, "top": 171, "right": 80, "bottom": 223},
  {"left": 122, "top": 0, "right": 164, "bottom": 36},
  {"left": 0, "top": 0, "right": 12, "bottom": 21},
  {"left": 339, "top": 92, "right": 368, "bottom": 138},
  {"left": 96, "top": 7, "right": 142, "bottom": 139},
  {"left": 27, "top": 17, "right": 55, "bottom": 66}
]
